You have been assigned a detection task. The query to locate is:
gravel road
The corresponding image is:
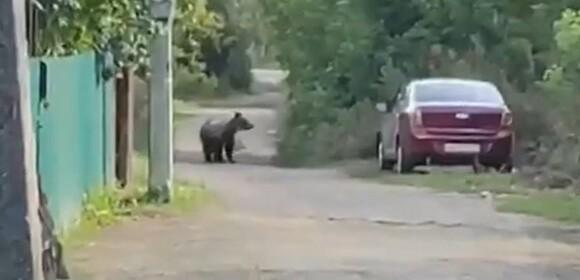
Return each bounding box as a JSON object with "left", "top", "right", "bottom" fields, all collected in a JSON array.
[{"left": 70, "top": 71, "right": 580, "bottom": 280}]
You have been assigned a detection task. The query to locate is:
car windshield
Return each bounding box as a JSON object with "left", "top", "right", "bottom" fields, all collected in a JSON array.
[{"left": 413, "top": 81, "right": 505, "bottom": 105}]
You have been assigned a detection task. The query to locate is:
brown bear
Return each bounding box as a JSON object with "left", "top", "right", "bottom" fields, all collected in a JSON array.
[{"left": 199, "top": 112, "right": 254, "bottom": 163}]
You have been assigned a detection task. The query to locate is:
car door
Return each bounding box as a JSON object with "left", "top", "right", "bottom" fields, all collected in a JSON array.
[{"left": 379, "top": 90, "right": 403, "bottom": 160}]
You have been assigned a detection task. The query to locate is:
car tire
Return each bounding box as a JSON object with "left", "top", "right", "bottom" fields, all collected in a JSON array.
[
  {"left": 472, "top": 162, "right": 488, "bottom": 174},
  {"left": 498, "top": 158, "right": 514, "bottom": 174},
  {"left": 395, "top": 144, "right": 413, "bottom": 174},
  {"left": 377, "top": 139, "right": 393, "bottom": 170}
]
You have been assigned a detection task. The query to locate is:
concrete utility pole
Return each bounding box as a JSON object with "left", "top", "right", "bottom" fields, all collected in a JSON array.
[
  {"left": 149, "top": 0, "right": 176, "bottom": 202},
  {"left": 0, "top": 0, "right": 45, "bottom": 279}
]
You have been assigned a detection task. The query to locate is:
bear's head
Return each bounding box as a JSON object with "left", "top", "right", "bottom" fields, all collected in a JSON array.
[{"left": 230, "top": 112, "right": 254, "bottom": 131}]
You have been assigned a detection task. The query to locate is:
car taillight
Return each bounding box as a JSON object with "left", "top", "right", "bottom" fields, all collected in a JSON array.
[
  {"left": 501, "top": 111, "right": 513, "bottom": 127},
  {"left": 412, "top": 110, "right": 423, "bottom": 126}
]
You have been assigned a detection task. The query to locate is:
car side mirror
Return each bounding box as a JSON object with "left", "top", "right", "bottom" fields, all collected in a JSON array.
[{"left": 375, "top": 102, "right": 388, "bottom": 113}]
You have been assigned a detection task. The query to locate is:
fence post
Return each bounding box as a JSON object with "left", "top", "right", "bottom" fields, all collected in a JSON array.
[{"left": 0, "top": 0, "right": 45, "bottom": 279}]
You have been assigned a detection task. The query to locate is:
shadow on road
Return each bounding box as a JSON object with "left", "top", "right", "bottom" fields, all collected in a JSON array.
[{"left": 174, "top": 150, "right": 274, "bottom": 167}]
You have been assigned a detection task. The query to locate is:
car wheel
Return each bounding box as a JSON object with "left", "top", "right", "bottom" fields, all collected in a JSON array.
[
  {"left": 395, "top": 144, "right": 413, "bottom": 174},
  {"left": 472, "top": 163, "right": 488, "bottom": 174},
  {"left": 498, "top": 158, "right": 514, "bottom": 174},
  {"left": 377, "top": 140, "right": 392, "bottom": 170}
]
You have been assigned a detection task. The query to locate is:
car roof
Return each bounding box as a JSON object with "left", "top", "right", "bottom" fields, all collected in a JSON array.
[{"left": 409, "top": 78, "right": 496, "bottom": 88}]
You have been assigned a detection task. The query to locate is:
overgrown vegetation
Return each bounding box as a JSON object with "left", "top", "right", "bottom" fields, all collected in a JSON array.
[
  {"left": 34, "top": 0, "right": 220, "bottom": 72},
  {"left": 60, "top": 156, "right": 211, "bottom": 249},
  {"left": 261, "top": 0, "right": 580, "bottom": 191},
  {"left": 275, "top": 100, "right": 381, "bottom": 166},
  {"left": 31, "top": 0, "right": 257, "bottom": 96}
]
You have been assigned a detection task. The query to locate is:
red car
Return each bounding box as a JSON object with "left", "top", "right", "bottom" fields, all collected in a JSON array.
[{"left": 376, "top": 78, "right": 514, "bottom": 173}]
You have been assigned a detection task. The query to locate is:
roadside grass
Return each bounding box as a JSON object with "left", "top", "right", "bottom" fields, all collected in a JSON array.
[
  {"left": 346, "top": 160, "right": 524, "bottom": 195},
  {"left": 61, "top": 155, "right": 212, "bottom": 249},
  {"left": 374, "top": 171, "right": 522, "bottom": 194},
  {"left": 497, "top": 193, "right": 580, "bottom": 224},
  {"left": 174, "top": 99, "right": 199, "bottom": 124},
  {"left": 174, "top": 112, "right": 197, "bottom": 124},
  {"left": 346, "top": 160, "right": 580, "bottom": 224}
]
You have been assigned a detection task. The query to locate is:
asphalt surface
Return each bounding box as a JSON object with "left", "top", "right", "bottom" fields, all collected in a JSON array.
[{"left": 70, "top": 71, "right": 580, "bottom": 280}]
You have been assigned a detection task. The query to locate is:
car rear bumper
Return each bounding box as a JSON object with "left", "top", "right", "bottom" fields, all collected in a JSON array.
[{"left": 403, "top": 131, "right": 514, "bottom": 166}]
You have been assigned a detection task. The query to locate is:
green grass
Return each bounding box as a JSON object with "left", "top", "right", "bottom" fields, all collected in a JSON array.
[
  {"left": 375, "top": 171, "right": 523, "bottom": 194},
  {"left": 374, "top": 169, "right": 580, "bottom": 224},
  {"left": 173, "top": 99, "right": 199, "bottom": 124},
  {"left": 497, "top": 193, "right": 580, "bottom": 224},
  {"left": 346, "top": 160, "right": 580, "bottom": 224},
  {"left": 135, "top": 180, "right": 213, "bottom": 217},
  {"left": 174, "top": 112, "right": 197, "bottom": 124},
  {"left": 346, "top": 161, "right": 523, "bottom": 195},
  {"left": 61, "top": 155, "right": 212, "bottom": 249}
]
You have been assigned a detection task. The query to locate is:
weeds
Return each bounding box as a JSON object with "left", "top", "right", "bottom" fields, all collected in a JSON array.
[{"left": 61, "top": 156, "right": 211, "bottom": 249}]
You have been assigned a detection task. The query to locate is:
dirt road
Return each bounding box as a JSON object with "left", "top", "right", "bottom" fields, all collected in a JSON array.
[{"left": 71, "top": 74, "right": 580, "bottom": 279}]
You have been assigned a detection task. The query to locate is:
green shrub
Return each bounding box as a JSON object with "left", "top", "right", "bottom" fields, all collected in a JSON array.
[
  {"left": 225, "top": 43, "right": 253, "bottom": 92},
  {"left": 276, "top": 98, "right": 379, "bottom": 166},
  {"left": 174, "top": 67, "right": 219, "bottom": 100}
]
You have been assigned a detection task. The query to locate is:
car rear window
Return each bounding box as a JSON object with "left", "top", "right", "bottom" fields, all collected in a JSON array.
[{"left": 413, "top": 82, "right": 505, "bottom": 104}]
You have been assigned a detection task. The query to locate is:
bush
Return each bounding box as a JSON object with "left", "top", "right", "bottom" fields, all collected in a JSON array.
[
  {"left": 224, "top": 43, "right": 253, "bottom": 92},
  {"left": 174, "top": 67, "right": 219, "bottom": 100},
  {"left": 276, "top": 99, "right": 379, "bottom": 166}
]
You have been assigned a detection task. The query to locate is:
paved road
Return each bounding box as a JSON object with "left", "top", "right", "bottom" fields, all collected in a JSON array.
[{"left": 70, "top": 74, "right": 580, "bottom": 280}]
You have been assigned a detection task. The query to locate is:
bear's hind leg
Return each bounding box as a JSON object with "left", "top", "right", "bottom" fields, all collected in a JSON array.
[{"left": 202, "top": 141, "right": 213, "bottom": 163}]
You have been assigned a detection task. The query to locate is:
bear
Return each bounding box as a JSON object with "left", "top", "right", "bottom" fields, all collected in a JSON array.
[{"left": 199, "top": 112, "right": 254, "bottom": 163}]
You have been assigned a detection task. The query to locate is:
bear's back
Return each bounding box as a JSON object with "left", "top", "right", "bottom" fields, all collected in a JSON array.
[{"left": 200, "top": 119, "right": 227, "bottom": 139}]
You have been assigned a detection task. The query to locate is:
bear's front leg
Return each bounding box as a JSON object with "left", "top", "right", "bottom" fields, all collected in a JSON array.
[
  {"left": 225, "top": 141, "right": 235, "bottom": 163},
  {"left": 214, "top": 141, "right": 226, "bottom": 163}
]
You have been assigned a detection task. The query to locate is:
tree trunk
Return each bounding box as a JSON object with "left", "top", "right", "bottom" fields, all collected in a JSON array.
[{"left": 116, "top": 67, "right": 135, "bottom": 187}]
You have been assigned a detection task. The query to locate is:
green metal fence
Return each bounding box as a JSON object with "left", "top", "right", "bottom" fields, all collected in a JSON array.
[{"left": 29, "top": 52, "right": 116, "bottom": 230}]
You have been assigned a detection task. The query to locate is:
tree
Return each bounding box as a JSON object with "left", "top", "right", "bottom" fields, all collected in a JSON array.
[
  {"left": 199, "top": 0, "right": 256, "bottom": 93},
  {"left": 35, "top": 0, "right": 223, "bottom": 76},
  {"left": 261, "top": 0, "right": 580, "bottom": 167}
]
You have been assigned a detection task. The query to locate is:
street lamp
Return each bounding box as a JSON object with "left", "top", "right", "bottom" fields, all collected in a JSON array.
[
  {"left": 150, "top": 0, "right": 175, "bottom": 21},
  {"left": 148, "top": 0, "right": 175, "bottom": 202}
]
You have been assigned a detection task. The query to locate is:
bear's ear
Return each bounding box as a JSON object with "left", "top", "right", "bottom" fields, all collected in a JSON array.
[{"left": 234, "top": 112, "right": 242, "bottom": 118}]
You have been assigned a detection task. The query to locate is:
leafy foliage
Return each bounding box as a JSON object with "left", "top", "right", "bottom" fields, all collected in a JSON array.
[
  {"left": 36, "top": 0, "right": 224, "bottom": 76},
  {"left": 34, "top": 0, "right": 259, "bottom": 95},
  {"left": 198, "top": 0, "right": 258, "bottom": 93},
  {"left": 173, "top": 0, "right": 224, "bottom": 74},
  {"left": 262, "top": 0, "right": 580, "bottom": 179}
]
